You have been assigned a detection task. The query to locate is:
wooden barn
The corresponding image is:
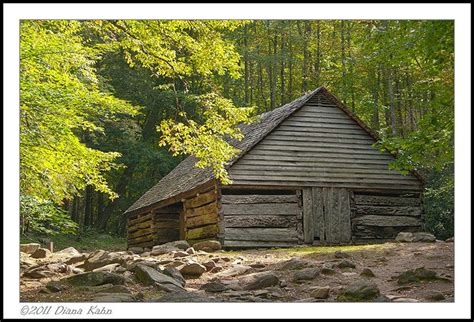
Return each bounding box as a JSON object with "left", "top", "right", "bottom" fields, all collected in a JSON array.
[{"left": 124, "top": 87, "right": 424, "bottom": 249}]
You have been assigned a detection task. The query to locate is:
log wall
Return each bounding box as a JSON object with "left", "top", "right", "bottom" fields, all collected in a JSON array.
[
  {"left": 127, "top": 204, "right": 181, "bottom": 248},
  {"left": 182, "top": 185, "right": 220, "bottom": 246},
  {"left": 221, "top": 191, "right": 303, "bottom": 248},
  {"left": 350, "top": 191, "right": 423, "bottom": 240}
]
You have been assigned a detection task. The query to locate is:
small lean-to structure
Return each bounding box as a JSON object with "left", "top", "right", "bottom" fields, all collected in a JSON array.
[{"left": 124, "top": 87, "right": 424, "bottom": 249}]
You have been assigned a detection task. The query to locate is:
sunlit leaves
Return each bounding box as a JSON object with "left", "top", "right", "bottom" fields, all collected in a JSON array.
[
  {"left": 20, "top": 20, "right": 137, "bottom": 203},
  {"left": 158, "top": 94, "right": 255, "bottom": 184}
]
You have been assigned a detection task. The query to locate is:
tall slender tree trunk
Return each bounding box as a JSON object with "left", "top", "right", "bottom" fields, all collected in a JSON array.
[
  {"left": 347, "top": 21, "right": 355, "bottom": 111},
  {"left": 341, "top": 20, "right": 347, "bottom": 103},
  {"left": 301, "top": 21, "right": 311, "bottom": 93},
  {"left": 280, "top": 23, "right": 286, "bottom": 105},
  {"left": 244, "top": 25, "right": 249, "bottom": 105},
  {"left": 386, "top": 66, "right": 398, "bottom": 136},
  {"left": 84, "top": 185, "right": 93, "bottom": 228},
  {"left": 315, "top": 21, "right": 321, "bottom": 86},
  {"left": 371, "top": 67, "right": 381, "bottom": 130}
]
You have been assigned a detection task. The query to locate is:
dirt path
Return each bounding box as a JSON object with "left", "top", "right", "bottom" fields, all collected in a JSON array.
[{"left": 20, "top": 241, "right": 454, "bottom": 302}]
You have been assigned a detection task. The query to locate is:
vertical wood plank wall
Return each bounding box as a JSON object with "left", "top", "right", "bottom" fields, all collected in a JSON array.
[{"left": 303, "top": 187, "right": 351, "bottom": 245}]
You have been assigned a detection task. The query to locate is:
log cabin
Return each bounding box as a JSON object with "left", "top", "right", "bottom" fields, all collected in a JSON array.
[{"left": 124, "top": 87, "right": 424, "bottom": 249}]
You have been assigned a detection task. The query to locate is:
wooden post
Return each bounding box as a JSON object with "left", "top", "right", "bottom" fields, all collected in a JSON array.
[
  {"left": 48, "top": 241, "right": 54, "bottom": 253},
  {"left": 302, "top": 188, "right": 313, "bottom": 243},
  {"left": 180, "top": 199, "right": 187, "bottom": 240}
]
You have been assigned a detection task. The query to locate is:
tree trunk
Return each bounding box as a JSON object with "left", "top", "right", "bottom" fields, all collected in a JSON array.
[
  {"left": 315, "top": 21, "right": 321, "bottom": 86},
  {"left": 84, "top": 185, "right": 93, "bottom": 228},
  {"left": 341, "top": 20, "right": 347, "bottom": 104},
  {"left": 280, "top": 23, "right": 286, "bottom": 105},
  {"left": 386, "top": 66, "right": 398, "bottom": 136},
  {"left": 95, "top": 164, "right": 135, "bottom": 232}
]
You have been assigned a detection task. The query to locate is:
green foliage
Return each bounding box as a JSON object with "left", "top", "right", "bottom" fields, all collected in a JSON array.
[
  {"left": 20, "top": 229, "right": 126, "bottom": 252},
  {"left": 158, "top": 94, "right": 255, "bottom": 184},
  {"left": 20, "top": 20, "right": 138, "bottom": 203},
  {"left": 20, "top": 195, "right": 78, "bottom": 236},
  {"left": 423, "top": 163, "right": 454, "bottom": 239}
]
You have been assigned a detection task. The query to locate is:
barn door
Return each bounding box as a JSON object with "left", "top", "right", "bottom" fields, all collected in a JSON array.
[{"left": 303, "top": 187, "right": 352, "bottom": 244}]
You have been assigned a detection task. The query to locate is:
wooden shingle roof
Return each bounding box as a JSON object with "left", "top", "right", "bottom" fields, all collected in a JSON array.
[{"left": 124, "top": 88, "right": 322, "bottom": 215}]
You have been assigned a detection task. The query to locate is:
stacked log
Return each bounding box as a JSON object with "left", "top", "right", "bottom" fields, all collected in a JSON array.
[
  {"left": 183, "top": 187, "right": 220, "bottom": 245},
  {"left": 350, "top": 192, "right": 423, "bottom": 240}
]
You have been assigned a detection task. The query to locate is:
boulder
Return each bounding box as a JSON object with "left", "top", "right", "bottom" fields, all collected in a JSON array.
[
  {"left": 93, "top": 293, "right": 135, "bottom": 302},
  {"left": 62, "top": 271, "right": 125, "bottom": 287},
  {"left": 133, "top": 264, "right": 184, "bottom": 290},
  {"left": 209, "top": 266, "right": 223, "bottom": 274},
  {"left": 396, "top": 232, "right": 436, "bottom": 243},
  {"left": 238, "top": 272, "right": 280, "bottom": 290},
  {"left": 65, "top": 254, "right": 86, "bottom": 265},
  {"left": 218, "top": 264, "right": 252, "bottom": 277},
  {"left": 337, "top": 280, "right": 380, "bottom": 302},
  {"left": 310, "top": 286, "right": 330, "bottom": 299},
  {"left": 55, "top": 247, "right": 81, "bottom": 257},
  {"left": 162, "top": 267, "right": 186, "bottom": 287},
  {"left": 128, "top": 247, "right": 144, "bottom": 254},
  {"left": 151, "top": 240, "right": 190, "bottom": 256},
  {"left": 334, "top": 251, "right": 350, "bottom": 259},
  {"left": 278, "top": 258, "right": 308, "bottom": 271},
  {"left": 20, "top": 243, "right": 41, "bottom": 254},
  {"left": 92, "top": 263, "right": 121, "bottom": 273},
  {"left": 395, "top": 232, "right": 414, "bottom": 242},
  {"left": 413, "top": 232, "right": 436, "bottom": 242},
  {"left": 179, "top": 262, "right": 207, "bottom": 278},
  {"left": 31, "top": 248, "right": 51, "bottom": 259},
  {"left": 202, "top": 260, "right": 217, "bottom": 271},
  {"left": 200, "top": 281, "right": 228, "bottom": 293},
  {"left": 423, "top": 291, "right": 446, "bottom": 302},
  {"left": 83, "top": 250, "right": 129, "bottom": 271},
  {"left": 337, "top": 260, "right": 356, "bottom": 269},
  {"left": 445, "top": 237, "right": 454, "bottom": 242},
  {"left": 20, "top": 252, "right": 37, "bottom": 268},
  {"left": 360, "top": 268, "right": 376, "bottom": 278},
  {"left": 172, "top": 251, "right": 189, "bottom": 258},
  {"left": 321, "top": 263, "right": 337, "bottom": 275},
  {"left": 192, "top": 240, "right": 222, "bottom": 252},
  {"left": 396, "top": 267, "right": 440, "bottom": 285},
  {"left": 45, "top": 281, "right": 64, "bottom": 293},
  {"left": 23, "top": 268, "right": 54, "bottom": 279},
  {"left": 293, "top": 268, "right": 320, "bottom": 282}
]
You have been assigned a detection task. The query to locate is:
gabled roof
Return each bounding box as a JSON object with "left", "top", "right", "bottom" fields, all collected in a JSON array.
[{"left": 124, "top": 87, "right": 423, "bottom": 215}]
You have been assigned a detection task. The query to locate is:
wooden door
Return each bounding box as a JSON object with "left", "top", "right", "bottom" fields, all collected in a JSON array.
[{"left": 303, "top": 187, "right": 352, "bottom": 244}]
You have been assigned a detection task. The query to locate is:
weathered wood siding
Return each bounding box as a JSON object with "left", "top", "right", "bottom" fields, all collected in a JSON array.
[
  {"left": 229, "top": 93, "right": 422, "bottom": 191},
  {"left": 350, "top": 191, "right": 423, "bottom": 240},
  {"left": 127, "top": 204, "right": 181, "bottom": 248},
  {"left": 303, "top": 187, "right": 352, "bottom": 245},
  {"left": 182, "top": 186, "right": 220, "bottom": 246},
  {"left": 221, "top": 191, "right": 303, "bottom": 248}
]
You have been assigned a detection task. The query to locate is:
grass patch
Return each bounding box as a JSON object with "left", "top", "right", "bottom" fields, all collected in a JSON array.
[
  {"left": 20, "top": 230, "right": 126, "bottom": 252},
  {"left": 270, "top": 243, "right": 392, "bottom": 255}
]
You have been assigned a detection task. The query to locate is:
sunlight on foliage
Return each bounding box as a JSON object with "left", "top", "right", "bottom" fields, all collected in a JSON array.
[
  {"left": 20, "top": 20, "right": 138, "bottom": 203},
  {"left": 158, "top": 93, "right": 255, "bottom": 184},
  {"left": 20, "top": 195, "right": 78, "bottom": 236}
]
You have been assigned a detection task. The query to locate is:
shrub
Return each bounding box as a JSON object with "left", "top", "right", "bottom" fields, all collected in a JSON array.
[{"left": 20, "top": 195, "right": 78, "bottom": 236}]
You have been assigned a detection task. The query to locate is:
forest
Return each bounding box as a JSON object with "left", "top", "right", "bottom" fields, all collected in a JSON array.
[{"left": 20, "top": 19, "right": 454, "bottom": 242}]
